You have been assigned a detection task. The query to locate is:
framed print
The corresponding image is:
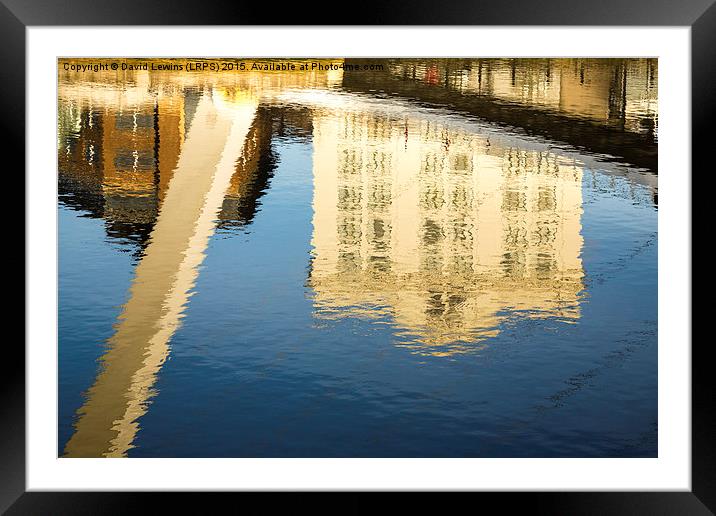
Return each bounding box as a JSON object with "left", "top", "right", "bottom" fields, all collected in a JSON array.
[{"left": 7, "top": 0, "right": 709, "bottom": 513}]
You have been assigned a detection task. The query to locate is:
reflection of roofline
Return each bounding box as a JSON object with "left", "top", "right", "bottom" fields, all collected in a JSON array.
[{"left": 341, "top": 59, "right": 658, "bottom": 173}]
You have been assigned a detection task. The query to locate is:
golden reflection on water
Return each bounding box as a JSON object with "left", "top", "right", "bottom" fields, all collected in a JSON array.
[
  {"left": 382, "top": 58, "right": 658, "bottom": 137},
  {"left": 58, "top": 58, "right": 655, "bottom": 456},
  {"left": 308, "top": 105, "right": 583, "bottom": 355}
]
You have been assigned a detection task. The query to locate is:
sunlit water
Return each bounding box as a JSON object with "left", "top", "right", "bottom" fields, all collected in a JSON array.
[{"left": 58, "top": 58, "right": 657, "bottom": 457}]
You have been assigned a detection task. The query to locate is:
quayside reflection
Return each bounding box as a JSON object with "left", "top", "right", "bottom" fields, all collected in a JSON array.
[
  {"left": 343, "top": 58, "right": 658, "bottom": 171},
  {"left": 58, "top": 58, "right": 657, "bottom": 457},
  {"left": 379, "top": 58, "right": 657, "bottom": 135}
]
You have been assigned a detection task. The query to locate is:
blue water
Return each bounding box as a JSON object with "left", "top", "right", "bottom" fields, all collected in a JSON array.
[
  {"left": 58, "top": 149, "right": 657, "bottom": 458},
  {"left": 58, "top": 59, "right": 657, "bottom": 458}
]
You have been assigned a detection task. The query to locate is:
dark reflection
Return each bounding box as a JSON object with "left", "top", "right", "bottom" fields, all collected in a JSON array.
[
  {"left": 216, "top": 106, "right": 313, "bottom": 231},
  {"left": 342, "top": 58, "right": 658, "bottom": 171},
  {"left": 58, "top": 103, "right": 156, "bottom": 254}
]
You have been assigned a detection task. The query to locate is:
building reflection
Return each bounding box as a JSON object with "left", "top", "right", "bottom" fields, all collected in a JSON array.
[
  {"left": 309, "top": 108, "right": 584, "bottom": 355},
  {"left": 58, "top": 64, "right": 330, "bottom": 253},
  {"left": 381, "top": 58, "right": 658, "bottom": 137},
  {"left": 63, "top": 89, "right": 260, "bottom": 457},
  {"left": 58, "top": 58, "right": 657, "bottom": 455},
  {"left": 59, "top": 64, "right": 338, "bottom": 457},
  {"left": 343, "top": 58, "right": 658, "bottom": 171}
]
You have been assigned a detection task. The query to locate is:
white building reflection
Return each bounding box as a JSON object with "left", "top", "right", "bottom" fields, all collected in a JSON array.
[{"left": 308, "top": 103, "right": 584, "bottom": 355}]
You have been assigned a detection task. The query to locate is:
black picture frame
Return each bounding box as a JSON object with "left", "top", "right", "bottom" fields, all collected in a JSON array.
[{"left": 5, "top": 1, "right": 707, "bottom": 513}]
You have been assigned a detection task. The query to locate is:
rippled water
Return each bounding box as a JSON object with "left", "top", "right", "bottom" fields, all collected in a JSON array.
[{"left": 58, "top": 58, "right": 657, "bottom": 457}]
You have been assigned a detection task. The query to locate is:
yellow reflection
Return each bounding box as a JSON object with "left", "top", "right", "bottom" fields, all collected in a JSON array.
[
  {"left": 64, "top": 90, "right": 258, "bottom": 457},
  {"left": 384, "top": 58, "right": 658, "bottom": 135},
  {"left": 57, "top": 59, "right": 607, "bottom": 455},
  {"left": 59, "top": 60, "right": 344, "bottom": 457},
  {"left": 309, "top": 106, "right": 584, "bottom": 356}
]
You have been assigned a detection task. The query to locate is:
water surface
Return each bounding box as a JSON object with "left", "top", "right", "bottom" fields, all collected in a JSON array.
[{"left": 58, "top": 58, "right": 657, "bottom": 457}]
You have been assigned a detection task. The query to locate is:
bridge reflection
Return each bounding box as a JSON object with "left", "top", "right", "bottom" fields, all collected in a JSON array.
[
  {"left": 64, "top": 90, "right": 258, "bottom": 457},
  {"left": 58, "top": 58, "right": 656, "bottom": 456},
  {"left": 59, "top": 64, "right": 337, "bottom": 457}
]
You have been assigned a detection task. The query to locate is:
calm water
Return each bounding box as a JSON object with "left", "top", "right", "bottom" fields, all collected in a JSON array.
[{"left": 58, "top": 58, "right": 658, "bottom": 457}]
